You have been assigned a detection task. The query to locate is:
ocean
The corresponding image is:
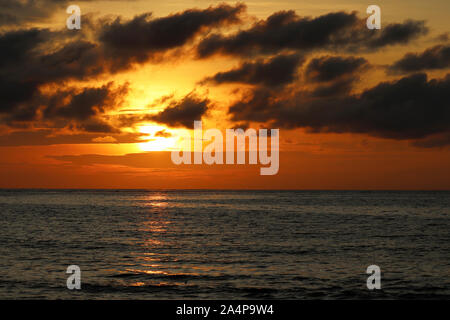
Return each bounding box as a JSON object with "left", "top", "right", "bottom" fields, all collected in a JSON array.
[{"left": 0, "top": 190, "right": 449, "bottom": 299}]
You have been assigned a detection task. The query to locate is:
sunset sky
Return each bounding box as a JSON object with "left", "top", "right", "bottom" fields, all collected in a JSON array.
[{"left": 1, "top": 0, "right": 449, "bottom": 189}]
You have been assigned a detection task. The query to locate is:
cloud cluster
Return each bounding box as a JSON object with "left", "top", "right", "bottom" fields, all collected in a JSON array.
[
  {"left": 196, "top": 10, "right": 428, "bottom": 57},
  {"left": 0, "top": 3, "right": 243, "bottom": 136},
  {"left": 389, "top": 44, "right": 450, "bottom": 73},
  {"left": 228, "top": 73, "right": 450, "bottom": 143},
  {"left": 149, "top": 94, "right": 211, "bottom": 128},
  {"left": 1, "top": 2, "right": 448, "bottom": 147},
  {"left": 305, "top": 56, "right": 369, "bottom": 82},
  {"left": 99, "top": 3, "right": 245, "bottom": 60},
  {"left": 201, "top": 53, "right": 304, "bottom": 87}
]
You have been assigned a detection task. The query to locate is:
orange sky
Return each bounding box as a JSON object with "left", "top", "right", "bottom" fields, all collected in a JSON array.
[{"left": 0, "top": 0, "right": 449, "bottom": 189}]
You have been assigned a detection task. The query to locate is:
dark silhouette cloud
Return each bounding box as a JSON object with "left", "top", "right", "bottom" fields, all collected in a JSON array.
[
  {"left": 310, "top": 77, "right": 356, "bottom": 97},
  {"left": 389, "top": 44, "right": 450, "bottom": 73},
  {"left": 0, "top": 129, "right": 146, "bottom": 146},
  {"left": 228, "top": 73, "right": 450, "bottom": 142},
  {"left": 150, "top": 94, "right": 211, "bottom": 128},
  {"left": 305, "top": 56, "right": 369, "bottom": 82},
  {"left": 0, "top": 3, "right": 444, "bottom": 150},
  {"left": 0, "top": 0, "right": 64, "bottom": 26},
  {"left": 433, "top": 32, "right": 449, "bottom": 42},
  {"left": 0, "top": 28, "right": 107, "bottom": 120},
  {"left": 0, "top": 0, "right": 140, "bottom": 27},
  {"left": 201, "top": 53, "right": 304, "bottom": 87},
  {"left": 413, "top": 133, "right": 450, "bottom": 148},
  {"left": 0, "top": 28, "right": 49, "bottom": 67},
  {"left": 1, "top": 82, "right": 128, "bottom": 133},
  {"left": 44, "top": 83, "right": 127, "bottom": 121},
  {"left": 365, "top": 20, "right": 428, "bottom": 48},
  {"left": 99, "top": 3, "right": 245, "bottom": 62},
  {"left": 197, "top": 10, "right": 428, "bottom": 58},
  {"left": 0, "top": 3, "right": 244, "bottom": 133},
  {"left": 197, "top": 11, "right": 358, "bottom": 57}
]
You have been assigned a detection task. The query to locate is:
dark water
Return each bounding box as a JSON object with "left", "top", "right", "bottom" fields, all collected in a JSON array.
[{"left": 0, "top": 190, "right": 449, "bottom": 299}]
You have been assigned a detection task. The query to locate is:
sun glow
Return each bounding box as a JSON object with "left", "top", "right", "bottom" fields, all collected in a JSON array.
[{"left": 137, "top": 124, "right": 183, "bottom": 151}]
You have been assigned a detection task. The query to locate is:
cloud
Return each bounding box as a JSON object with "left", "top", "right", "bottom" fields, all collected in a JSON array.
[
  {"left": 0, "top": 28, "right": 109, "bottom": 122},
  {"left": 305, "top": 56, "right": 369, "bottom": 82},
  {"left": 197, "top": 11, "right": 357, "bottom": 57},
  {"left": 91, "top": 136, "right": 118, "bottom": 143},
  {"left": 364, "top": 20, "right": 428, "bottom": 48},
  {"left": 0, "top": 28, "right": 49, "bottom": 67},
  {"left": 197, "top": 10, "right": 428, "bottom": 58},
  {"left": 0, "top": 4, "right": 441, "bottom": 150},
  {"left": 310, "top": 77, "right": 356, "bottom": 97},
  {"left": 389, "top": 44, "right": 450, "bottom": 73},
  {"left": 228, "top": 73, "right": 450, "bottom": 142},
  {"left": 149, "top": 93, "right": 211, "bottom": 128},
  {"left": 0, "top": 0, "right": 64, "bottom": 26},
  {"left": 98, "top": 3, "right": 245, "bottom": 62},
  {"left": 433, "top": 32, "right": 449, "bottom": 42},
  {"left": 0, "top": 3, "right": 245, "bottom": 135},
  {"left": 201, "top": 53, "right": 304, "bottom": 87},
  {"left": 0, "top": 0, "right": 141, "bottom": 27},
  {"left": 413, "top": 133, "right": 450, "bottom": 148},
  {"left": 0, "top": 129, "right": 146, "bottom": 146},
  {"left": 43, "top": 82, "right": 128, "bottom": 121},
  {"left": 1, "top": 82, "right": 128, "bottom": 133}
]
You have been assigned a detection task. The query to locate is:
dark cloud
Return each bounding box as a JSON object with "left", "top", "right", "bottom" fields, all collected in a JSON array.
[
  {"left": 99, "top": 3, "right": 245, "bottom": 62},
  {"left": 310, "top": 77, "right": 356, "bottom": 97},
  {"left": 228, "top": 73, "right": 450, "bottom": 142},
  {"left": 0, "top": 0, "right": 140, "bottom": 27},
  {"left": 37, "top": 40, "right": 106, "bottom": 80},
  {"left": 201, "top": 53, "right": 304, "bottom": 87},
  {"left": 433, "top": 32, "right": 449, "bottom": 42},
  {"left": 0, "top": 0, "right": 64, "bottom": 26},
  {"left": 305, "top": 56, "right": 369, "bottom": 82},
  {"left": 0, "top": 129, "right": 146, "bottom": 146},
  {"left": 1, "top": 82, "right": 128, "bottom": 133},
  {"left": 197, "top": 10, "right": 428, "bottom": 58},
  {"left": 150, "top": 94, "right": 211, "bottom": 128},
  {"left": 197, "top": 11, "right": 357, "bottom": 57},
  {"left": 0, "top": 28, "right": 51, "bottom": 114},
  {"left": 0, "top": 24, "right": 132, "bottom": 133},
  {"left": 0, "top": 12, "right": 17, "bottom": 26},
  {"left": 44, "top": 83, "right": 127, "bottom": 121},
  {"left": 389, "top": 44, "right": 450, "bottom": 73},
  {"left": 0, "top": 4, "right": 246, "bottom": 135},
  {"left": 413, "top": 133, "right": 450, "bottom": 148},
  {"left": 0, "top": 4, "right": 440, "bottom": 149},
  {"left": 365, "top": 20, "right": 428, "bottom": 48},
  {"left": 44, "top": 83, "right": 128, "bottom": 133},
  {"left": 0, "top": 29, "right": 106, "bottom": 120},
  {"left": 0, "top": 28, "right": 49, "bottom": 67}
]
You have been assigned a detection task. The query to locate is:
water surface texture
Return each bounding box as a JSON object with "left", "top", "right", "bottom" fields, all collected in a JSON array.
[{"left": 0, "top": 190, "right": 449, "bottom": 299}]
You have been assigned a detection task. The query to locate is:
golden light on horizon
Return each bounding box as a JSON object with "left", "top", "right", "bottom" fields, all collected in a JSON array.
[{"left": 137, "top": 124, "right": 184, "bottom": 151}]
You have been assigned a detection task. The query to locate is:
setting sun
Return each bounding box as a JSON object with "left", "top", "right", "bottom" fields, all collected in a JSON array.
[{"left": 137, "top": 124, "right": 178, "bottom": 151}]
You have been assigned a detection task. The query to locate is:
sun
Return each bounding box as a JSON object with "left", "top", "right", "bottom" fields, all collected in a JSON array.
[
  {"left": 136, "top": 124, "right": 192, "bottom": 152},
  {"left": 136, "top": 124, "right": 177, "bottom": 151}
]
